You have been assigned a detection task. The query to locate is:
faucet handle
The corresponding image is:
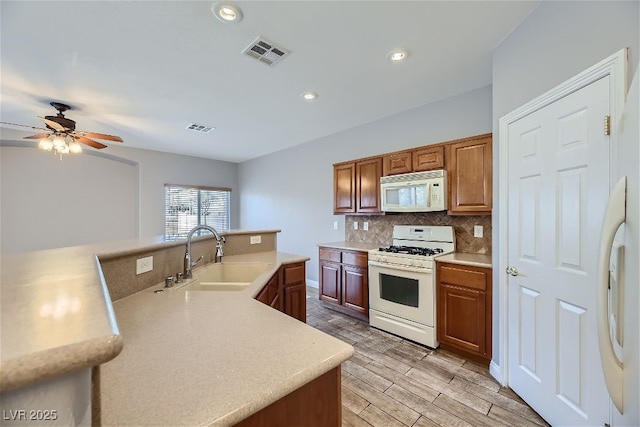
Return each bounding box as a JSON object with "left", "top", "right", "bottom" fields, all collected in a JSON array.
[
  {"left": 191, "top": 255, "right": 204, "bottom": 267},
  {"left": 164, "top": 276, "right": 174, "bottom": 288}
]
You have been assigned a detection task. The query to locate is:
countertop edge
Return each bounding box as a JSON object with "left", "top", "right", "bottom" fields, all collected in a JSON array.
[
  {"left": 435, "top": 253, "right": 493, "bottom": 269},
  {"left": 0, "top": 334, "right": 123, "bottom": 393},
  {"left": 212, "top": 345, "right": 354, "bottom": 426}
]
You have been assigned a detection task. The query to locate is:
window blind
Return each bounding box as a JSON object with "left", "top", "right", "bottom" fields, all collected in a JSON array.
[{"left": 164, "top": 185, "right": 230, "bottom": 240}]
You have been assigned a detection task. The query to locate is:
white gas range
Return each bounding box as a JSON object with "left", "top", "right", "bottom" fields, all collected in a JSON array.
[{"left": 368, "top": 225, "right": 455, "bottom": 348}]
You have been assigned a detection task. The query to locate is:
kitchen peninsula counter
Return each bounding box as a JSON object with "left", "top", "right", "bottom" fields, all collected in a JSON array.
[
  {"left": 1, "top": 233, "right": 353, "bottom": 426},
  {"left": 101, "top": 251, "right": 353, "bottom": 426}
]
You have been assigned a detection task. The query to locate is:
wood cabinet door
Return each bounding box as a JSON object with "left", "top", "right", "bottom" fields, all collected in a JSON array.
[
  {"left": 333, "top": 162, "right": 356, "bottom": 214},
  {"left": 383, "top": 151, "right": 412, "bottom": 176},
  {"left": 342, "top": 265, "right": 368, "bottom": 315},
  {"left": 319, "top": 261, "right": 341, "bottom": 304},
  {"left": 266, "top": 273, "right": 282, "bottom": 311},
  {"left": 447, "top": 134, "right": 492, "bottom": 214},
  {"left": 356, "top": 157, "right": 383, "bottom": 213},
  {"left": 438, "top": 284, "right": 486, "bottom": 356},
  {"left": 284, "top": 283, "right": 307, "bottom": 323},
  {"left": 412, "top": 146, "right": 444, "bottom": 171}
]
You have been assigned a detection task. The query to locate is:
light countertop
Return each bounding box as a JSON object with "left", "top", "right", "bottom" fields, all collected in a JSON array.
[
  {"left": 436, "top": 252, "right": 493, "bottom": 269},
  {"left": 318, "top": 241, "right": 381, "bottom": 252},
  {"left": 100, "top": 251, "right": 354, "bottom": 427},
  {"left": 2, "top": 230, "right": 353, "bottom": 427},
  {"left": 0, "top": 230, "right": 279, "bottom": 393}
]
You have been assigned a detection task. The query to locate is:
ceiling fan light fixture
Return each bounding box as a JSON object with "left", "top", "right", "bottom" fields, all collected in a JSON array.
[
  {"left": 38, "top": 137, "right": 53, "bottom": 151},
  {"left": 52, "top": 135, "right": 66, "bottom": 150},
  {"left": 69, "top": 141, "right": 83, "bottom": 154},
  {"left": 213, "top": 3, "right": 243, "bottom": 23}
]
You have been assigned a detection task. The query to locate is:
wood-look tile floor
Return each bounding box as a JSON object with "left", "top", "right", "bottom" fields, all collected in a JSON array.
[{"left": 305, "top": 287, "right": 550, "bottom": 427}]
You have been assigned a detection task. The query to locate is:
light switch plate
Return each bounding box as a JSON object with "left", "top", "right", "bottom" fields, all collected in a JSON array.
[
  {"left": 474, "top": 225, "right": 483, "bottom": 238},
  {"left": 136, "top": 256, "right": 153, "bottom": 275},
  {"left": 363, "top": 221, "right": 369, "bottom": 231},
  {"left": 353, "top": 221, "right": 358, "bottom": 230},
  {"left": 250, "top": 235, "right": 262, "bottom": 244},
  {"left": 333, "top": 221, "right": 339, "bottom": 230}
]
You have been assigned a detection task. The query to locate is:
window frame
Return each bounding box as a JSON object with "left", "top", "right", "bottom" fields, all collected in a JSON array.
[{"left": 164, "top": 184, "right": 231, "bottom": 240}]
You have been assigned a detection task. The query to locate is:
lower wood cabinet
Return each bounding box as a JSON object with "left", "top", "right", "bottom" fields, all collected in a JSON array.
[
  {"left": 235, "top": 366, "right": 341, "bottom": 427},
  {"left": 319, "top": 247, "right": 368, "bottom": 320},
  {"left": 255, "top": 262, "right": 306, "bottom": 323},
  {"left": 436, "top": 261, "right": 492, "bottom": 364}
]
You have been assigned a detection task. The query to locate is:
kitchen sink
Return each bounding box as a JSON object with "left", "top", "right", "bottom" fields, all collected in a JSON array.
[
  {"left": 186, "top": 282, "right": 251, "bottom": 292},
  {"left": 184, "top": 262, "right": 272, "bottom": 292}
]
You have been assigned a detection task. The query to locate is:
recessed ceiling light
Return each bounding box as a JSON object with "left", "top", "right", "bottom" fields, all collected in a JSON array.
[
  {"left": 301, "top": 91, "right": 318, "bottom": 101},
  {"left": 212, "top": 3, "right": 243, "bottom": 23},
  {"left": 388, "top": 49, "right": 409, "bottom": 62}
]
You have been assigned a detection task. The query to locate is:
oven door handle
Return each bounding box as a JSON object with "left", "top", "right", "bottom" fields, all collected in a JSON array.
[{"left": 368, "top": 260, "right": 433, "bottom": 274}]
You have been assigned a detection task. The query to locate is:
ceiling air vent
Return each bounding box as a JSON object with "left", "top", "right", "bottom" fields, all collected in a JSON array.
[
  {"left": 242, "top": 37, "right": 289, "bottom": 66},
  {"left": 186, "top": 123, "right": 214, "bottom": 133}
]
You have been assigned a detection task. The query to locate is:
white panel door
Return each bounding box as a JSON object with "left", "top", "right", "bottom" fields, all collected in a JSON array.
[{"left": 507, "top": 76, "right": 611, "bottom": 426}]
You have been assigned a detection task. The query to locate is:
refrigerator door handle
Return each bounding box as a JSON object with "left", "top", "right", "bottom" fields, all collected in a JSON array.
[{"left": 597, "top": 176, "right": 626, "bottom": 414}]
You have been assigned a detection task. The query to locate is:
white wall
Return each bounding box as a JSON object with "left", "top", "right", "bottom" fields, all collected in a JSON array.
[
  {"left": 491, "top": 0, "right": 639, "bottom": 369},
  {"left": 239, "top": 86, "right": 492, "bottom": 283},
  {"left": 0, "top": 143, "right": 239, "bottom": 253}
]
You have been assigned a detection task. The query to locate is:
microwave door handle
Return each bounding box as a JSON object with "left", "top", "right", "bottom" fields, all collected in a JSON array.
[{"left": 427, "top": 182, "right": 431, "bottom": 208}]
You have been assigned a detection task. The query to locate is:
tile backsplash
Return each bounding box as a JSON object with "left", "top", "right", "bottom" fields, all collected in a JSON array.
[{"left": 345, "top": 212, "right": 491, "bottom": 254}]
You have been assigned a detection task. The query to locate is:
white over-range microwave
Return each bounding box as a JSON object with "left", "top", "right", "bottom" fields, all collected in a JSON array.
[{"left": 380, "top": 170, "right": 447, "bottom": 212}]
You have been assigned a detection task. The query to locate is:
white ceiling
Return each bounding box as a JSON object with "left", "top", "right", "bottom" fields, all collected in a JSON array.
[{"left": 0, "top": 1, "right": 539, "bottom": 163}]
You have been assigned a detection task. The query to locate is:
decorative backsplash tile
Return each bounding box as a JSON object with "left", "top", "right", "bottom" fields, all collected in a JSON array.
[{"left": 345, "top": 212, "right": 491, "bottom": 254}]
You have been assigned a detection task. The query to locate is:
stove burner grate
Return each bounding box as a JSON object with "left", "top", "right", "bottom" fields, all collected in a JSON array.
[{"left": 378, "top": 245, "right": 444, "bottom": 256}]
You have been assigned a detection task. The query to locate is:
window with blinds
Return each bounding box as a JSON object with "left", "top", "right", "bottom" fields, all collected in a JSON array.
[{"left": 164, "top": 184, "right": 231, "bottom": 240}]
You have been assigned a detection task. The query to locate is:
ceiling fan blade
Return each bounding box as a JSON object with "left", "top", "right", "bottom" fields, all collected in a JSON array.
[
  {"left": 0, "top": 121, "right": 48, "bottom": 132},
  {"left": 39, "top": 117, "right": 66, "bottom": 132},
  {"left": 75, "top": 131, "right": 123, "bottom": 142},
  {"left": 23, "top": 133, "right": 52, "bottom": 140},
  {"left": 75, "top": 136, "right": 107, "bottom": 149}
]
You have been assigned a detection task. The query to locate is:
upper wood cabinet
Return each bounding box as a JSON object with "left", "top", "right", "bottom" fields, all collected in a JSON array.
[
  {"left": 413, "top": 146, "right": 444, "bottom": 172},
  {"left": 446, "top": 134, "right": 492, "bottom": 215},
  {"left": 382, "top": 146, "right": 444, "bottom": 176},
  {"left": 333, "top": 163, "right": 356, "bottom": 213},
  {"left": 383, "top": 151, "right": 412, "bottom": 176},
  {"left": 333, "top": 157, "right": 383, "bottom": 214}
]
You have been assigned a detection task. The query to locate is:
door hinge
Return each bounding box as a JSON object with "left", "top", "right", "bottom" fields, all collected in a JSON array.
[{"left": 604, "top": 115, "right": 611, "bottom": 135}]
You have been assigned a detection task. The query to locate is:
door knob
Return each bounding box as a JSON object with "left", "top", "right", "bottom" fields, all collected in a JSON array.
[{"left": 506, "top": 266, "right": 519, "bottom": 276}]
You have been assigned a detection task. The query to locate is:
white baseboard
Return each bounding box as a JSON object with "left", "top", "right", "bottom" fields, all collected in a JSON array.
[
  {"left": 489, "top": 360, "right": 504, "bottom": 385},
  {"left": 306, "top": 279, "right": 319, "bottom": 288}
]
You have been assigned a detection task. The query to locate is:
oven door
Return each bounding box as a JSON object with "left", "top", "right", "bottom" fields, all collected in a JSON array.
[{"left": 368, "top": 261, "right": 434, "bottom": 327}]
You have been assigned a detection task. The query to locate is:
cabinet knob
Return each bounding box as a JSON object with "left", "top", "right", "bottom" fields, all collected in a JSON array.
[{"left": 505, "top": 266, "right": 519, "bottom": 277}]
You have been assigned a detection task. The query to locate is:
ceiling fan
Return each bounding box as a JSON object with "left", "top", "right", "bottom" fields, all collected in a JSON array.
[{"left": 0, "top": 101, "right": 124, "bottom": 154}]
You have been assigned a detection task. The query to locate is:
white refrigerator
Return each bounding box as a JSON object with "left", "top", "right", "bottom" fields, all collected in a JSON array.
[{"left": 599, "top": 64, "right": 640, "bottom": 426}]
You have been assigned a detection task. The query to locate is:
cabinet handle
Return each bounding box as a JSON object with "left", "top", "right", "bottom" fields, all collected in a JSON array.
[{"left": 505, "top": 266, "right": 519, "bottom": 277}]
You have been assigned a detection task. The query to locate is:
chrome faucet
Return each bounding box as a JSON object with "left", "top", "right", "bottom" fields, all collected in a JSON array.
[{"left": 184, "top": 225, "right": 225, "bottom": 279}]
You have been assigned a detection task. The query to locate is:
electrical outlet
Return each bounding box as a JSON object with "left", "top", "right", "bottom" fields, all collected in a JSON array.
[
  {"left": 353, "top": 221, "right": 358, "bottom": 230},
  {"left": 136, "top": 256, "right": 153, "bottom": 275},
  {"left": 333, "top": 221, "right": 338, "bottom": 230},
  {"left": 250, "top": 235, "right": 262, "bottom": 244},
  {"left": 363, "top": 221, "right": 369, "bottom": 231},
  {"left": 474, "top": 225, "right": 483, "bottom": 238}
]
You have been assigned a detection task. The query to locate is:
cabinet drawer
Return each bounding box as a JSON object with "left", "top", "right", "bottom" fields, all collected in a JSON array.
[
  {"left": 284, "top": 263, "right": 305, "bottom": 285},
  {"left": 319, "top": 248, "right": 341, "bottom": 263},
  {"left": 438, "top": 263, "right": 487, "bottom": 291},
  {"left": 341, "top": 251, "right": 368, "bottom": 268}
]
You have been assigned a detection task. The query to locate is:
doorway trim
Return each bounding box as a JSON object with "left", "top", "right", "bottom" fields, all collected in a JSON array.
[{"left": 495, "top": 48, "right": 628, "bottom": 385}]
